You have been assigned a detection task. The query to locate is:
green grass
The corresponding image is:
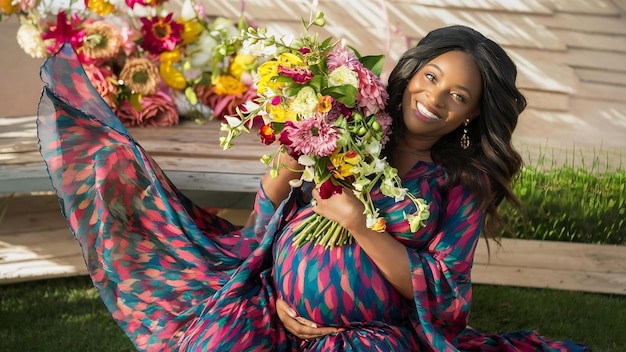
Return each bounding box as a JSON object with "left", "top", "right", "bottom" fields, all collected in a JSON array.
[
  {"left": 1, "top": 276, "right": 625, "bottom": 351},
  {"left": 503, "top": 147, "right": 625, "bottom": 244}
]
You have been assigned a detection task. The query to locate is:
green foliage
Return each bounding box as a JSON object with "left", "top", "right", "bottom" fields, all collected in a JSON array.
[{"left": 501, "top": 149, "right": 625, "bottom": 244}]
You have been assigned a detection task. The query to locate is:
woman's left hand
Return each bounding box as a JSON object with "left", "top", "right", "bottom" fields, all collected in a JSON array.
[
  {"left": 275, "top": 298, "right": 342, "bottom": 340},
  {"left": 310, "top": 187, "right": 365, "bottom": 231}
]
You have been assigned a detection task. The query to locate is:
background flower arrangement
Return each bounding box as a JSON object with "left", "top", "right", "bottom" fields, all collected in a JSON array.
[
  {"left": 221, "top": 12, "right": 431, "bottom": 248},
  {"left": 1, "top": 0, "right": 259, "bottom": 127}
]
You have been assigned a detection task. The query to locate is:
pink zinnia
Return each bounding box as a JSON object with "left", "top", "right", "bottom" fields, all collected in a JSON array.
[
  {"left": 282, "top": 117, "right": 338, "bottom": 157},
  {"left": 278, "top": 65, "right": 314, "bottom": 84}
]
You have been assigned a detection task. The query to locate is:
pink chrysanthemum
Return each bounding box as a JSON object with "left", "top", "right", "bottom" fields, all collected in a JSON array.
[
  {"left": 282, "top": 117, "right": 338, "bottom": 157},
  {"left": 139, "top": 13, "right": 183, "bottom": 54},
  {"left": 353, "top": 64, "right": 388, "bottom": 116},
  {"left": 278, "top": 65, "right": 314, "bottom": 83},
  {"left": 326, "top": 46, "right": 360, "bottom": 70}
]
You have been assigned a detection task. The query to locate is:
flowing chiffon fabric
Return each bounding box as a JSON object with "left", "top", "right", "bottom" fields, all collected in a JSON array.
[{"left": 37, "top": 43, "right": 589, "bottom": 352}]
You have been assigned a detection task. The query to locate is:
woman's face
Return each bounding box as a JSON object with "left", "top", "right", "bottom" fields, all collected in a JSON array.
[{"left": 401, "top": 50, "right": 482, "bottom": 143}]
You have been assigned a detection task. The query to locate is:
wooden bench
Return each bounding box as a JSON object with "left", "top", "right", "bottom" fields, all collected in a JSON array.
[
  {"left": 0, "top": 116, "right": 268, "bottom": 208},
  {"left": 1, "top": 116, "right": 625, "bottom": 295}
]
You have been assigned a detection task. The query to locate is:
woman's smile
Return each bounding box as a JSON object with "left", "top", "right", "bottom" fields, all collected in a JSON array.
[{"left": 415, "top": 101, "right": 441, "bottom": 122}]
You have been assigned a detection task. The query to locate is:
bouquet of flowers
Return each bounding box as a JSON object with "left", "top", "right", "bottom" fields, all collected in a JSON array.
[
  {"left": 220, "top": 12, "right": 430, "bottom": 248},
  {"left": 2, "top": 0, "right": 259, "bottom": 126}
]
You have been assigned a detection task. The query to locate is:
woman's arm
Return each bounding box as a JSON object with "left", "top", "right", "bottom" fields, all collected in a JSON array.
[
  {"left": 310, "top": 187, "right": 414, "bottom": 298},
  {"left": 260, "top": 152, "right": 302, "bottom": 208}
]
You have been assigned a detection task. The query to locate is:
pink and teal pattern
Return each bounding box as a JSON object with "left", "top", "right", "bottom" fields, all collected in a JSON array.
[{"left": 37, "top": 43, "right": 588, "bottom": 352}]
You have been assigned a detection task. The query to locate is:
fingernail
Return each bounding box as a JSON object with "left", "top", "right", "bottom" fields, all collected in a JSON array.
[{"left": 311, "top": 323, "right": 318, "bottom": 328}]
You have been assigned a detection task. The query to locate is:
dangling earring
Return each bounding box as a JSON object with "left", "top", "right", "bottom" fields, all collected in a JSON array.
[{"left": 460, "top": 118, "right": 470, "bottom": 150}]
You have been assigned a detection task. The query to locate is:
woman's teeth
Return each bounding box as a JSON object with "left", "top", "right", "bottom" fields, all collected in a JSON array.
[{"left": 417, "top": 102, "right": 440, "bottom": 120}]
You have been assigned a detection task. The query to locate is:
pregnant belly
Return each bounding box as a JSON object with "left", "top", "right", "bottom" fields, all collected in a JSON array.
[{"left": 273, "top": 227, "right": 410, "bottom": 326}]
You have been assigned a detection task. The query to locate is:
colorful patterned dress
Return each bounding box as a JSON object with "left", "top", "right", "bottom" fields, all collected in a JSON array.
[{"left": 37, "top": 43, "right": 589, "bottom": 352}]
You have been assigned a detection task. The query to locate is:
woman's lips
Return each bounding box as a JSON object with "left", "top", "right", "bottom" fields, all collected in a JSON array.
[{"left": 415, "top": 102, "right": 441, "bottom": 122}]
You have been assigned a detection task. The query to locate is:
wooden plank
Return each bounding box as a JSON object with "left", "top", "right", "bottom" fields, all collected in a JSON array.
[
  {"left": 537, "top": 0, "right": 623, "bottom": 15},
  {"left": 0, "top": 228, "right": 87, "bottom": 285},
  {"left": 472, "top": 264, "right": 626, "bottom": 295},
  {"left": 392, "top": 0, "right": 553, "bottom": 14},
  {"left": 474, "top": 238, "right": 626, "bottom": 295},
  {"left": 512, "top": 55, "right": 578, "bottom": 94},
  {"left": 576, "top": 68, "right": 626, "bottom": 86},
  {"left": 520, "top": 89, "right": 570, "bottom": 111},
  {"left": 534, "top": 13, "right": 626, "bottom": 35},
  {"left": 551, "top": 29, "right": 626, "bottom": 54},
  {"left": 509, "top": 48, "right": 626, "bottom": 75},
  {"left": 389, "top": 5, "right": 566, "bottom": 50},
  {"left": 576, "top": 81, "right": 626, "bottom": 103}
]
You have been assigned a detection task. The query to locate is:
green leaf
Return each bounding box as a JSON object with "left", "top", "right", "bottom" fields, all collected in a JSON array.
[
  {"left": 322, "top": 84, "right": 357, "bottom": 107},
  {"left": 359, "top": 55, "right": 385, "bottom": 77}
]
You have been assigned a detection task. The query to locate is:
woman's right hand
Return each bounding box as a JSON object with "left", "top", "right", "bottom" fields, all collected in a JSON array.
[{"left": 275, "top": 298, "right": 342, "bottom": 340}]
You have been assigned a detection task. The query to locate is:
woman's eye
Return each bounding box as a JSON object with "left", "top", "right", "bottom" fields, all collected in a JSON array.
[
  {"left": 425, "top": 73, "right": 435, "bottom": 81},
  {"left": 452, "top": 93, "right": 466, "bottom": 103}
]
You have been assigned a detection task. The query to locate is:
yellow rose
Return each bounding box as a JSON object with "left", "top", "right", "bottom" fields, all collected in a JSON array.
[{"left": 258, "top": 60, "right": 279, "bottom": 82}]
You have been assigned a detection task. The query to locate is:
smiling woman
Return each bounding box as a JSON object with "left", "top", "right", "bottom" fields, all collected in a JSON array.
[{"left": 34, "top": 19, "right": 589, "bottom": 352}]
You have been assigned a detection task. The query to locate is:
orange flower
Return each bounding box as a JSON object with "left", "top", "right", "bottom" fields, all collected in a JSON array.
[
  {"left": 370, "top": 217, "right": 386, "bottom": 232},
  {"left": 259, "top": 124, "right": 275, "bottom": 145},
  {"left": 317, "top": 95, "right": 333, "bottom": 113}
]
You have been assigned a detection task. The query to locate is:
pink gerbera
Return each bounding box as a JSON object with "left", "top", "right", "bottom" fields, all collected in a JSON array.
[
  {"left": 282, "top": 117, "right": 338, "bottom": 157},
  {"left": 139, "top": 13, "right": 183, "bottom": 54}
]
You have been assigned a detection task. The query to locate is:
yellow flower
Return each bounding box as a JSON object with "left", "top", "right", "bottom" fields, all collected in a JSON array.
[
  {"left": 230, "top": 54, "right": 256, "bottom": 79},
  {"left": 257, "top": 60, "right": 279, "bottom": 82},
  {"left": 277, "top": 52, "right": 304, "bottom": 67},
  {"left": 160, "top": 50, "right": 181, "bottom": 64},
  {"left": 267, "top": 104, "right": 297, "bottom": 123},
  {"left": 214, "top": 75, "right": 247, "bottom": 95},
  {"left": 344, "top": 150, "right": 362, "bottom": 165},
  {"left": 330, "top": 151, "right": 357, "bottom": 180},
  {"left": 160, "top": 63, "right": 187, "bottom": 90},
  {"left": 0, "top": 0, "right": 19, "bottom": 14},
  {"left": 257, "top": 60, "right": 280, "bottom": 94},
  {"left": 179, "top": 19, "right": 203, "bottom": 45},
  {"left": 86, "top": 0, "right": 115, "bottom": 15}
]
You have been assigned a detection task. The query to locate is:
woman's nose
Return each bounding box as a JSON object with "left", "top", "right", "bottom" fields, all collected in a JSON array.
[{"left": 426, "top": 89, "right": 446, "bottom": 108}]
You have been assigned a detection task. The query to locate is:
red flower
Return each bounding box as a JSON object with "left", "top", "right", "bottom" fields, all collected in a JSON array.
[
  {"left": 42, "top": 12, "right": 85, "bottom": 54},
  {"left": 139, "top": 13, "right": 183, "bottom": 54},
  {"left": 318, "top": 179, "right": 343, "bottom": 199},
  {"left": 259, "top": 124, "right": 275, "bottom": 145}
]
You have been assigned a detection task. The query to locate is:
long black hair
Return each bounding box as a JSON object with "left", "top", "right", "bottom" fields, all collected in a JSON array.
[{"left": 384, "top": 25, "right": 526, "bottom": 239}]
